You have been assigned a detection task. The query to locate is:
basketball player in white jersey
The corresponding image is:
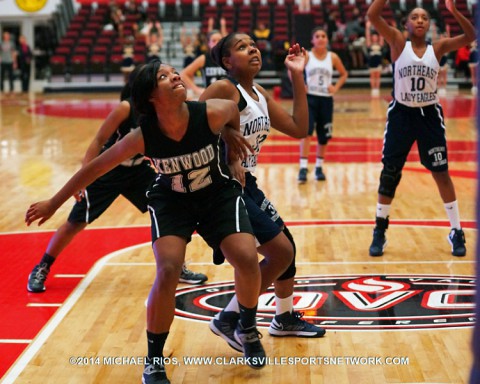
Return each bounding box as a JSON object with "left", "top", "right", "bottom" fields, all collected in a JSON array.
[
  {"left": 200, "top": 33, "right": 326, "bottom": 353},
  {"left": 298, "top": 27, "right": 348, "bottom": 183},
  {"left": 366, "top": 0, "right": 475, "bottom": 257}
]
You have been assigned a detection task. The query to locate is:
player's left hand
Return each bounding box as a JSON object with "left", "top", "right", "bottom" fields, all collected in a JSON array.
[
  {"left": 73, "top": 189, "right": 86, "bottom": 202},
  {"left": 222, "top": 129, "right": 254, "bottom": 160},
  {"left": 228, "top": 160, "right": 246, "bottom": 187},
  {"left": 445, "top": 0, "right": 457, "bottom": 13},
  {"left": 284, "top": 43, "right": 307, "bottom": 73}
]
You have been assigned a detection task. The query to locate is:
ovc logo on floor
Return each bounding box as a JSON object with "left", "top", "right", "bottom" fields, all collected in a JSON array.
[{"left": 175, "top": 274, "right": 475, "bottom": 330}]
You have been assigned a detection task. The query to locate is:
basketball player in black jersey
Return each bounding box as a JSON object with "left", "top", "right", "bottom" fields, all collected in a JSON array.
[
  {"left": 180, "top": 30, "right": 227, "bottom": 97},
  {"left": 26, "top": 61, "right": 266, "bottom": 384},
  {"left": 27, "top": 66, "right": 208, "bottom": 294}
]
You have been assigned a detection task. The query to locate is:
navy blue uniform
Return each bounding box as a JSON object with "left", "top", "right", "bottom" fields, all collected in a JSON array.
[
  {"left": 384, "top": 41, "right": 447, "bottom": 172},
  {"left": 68, "top": 99, "right": 155, "bottom": 223}
]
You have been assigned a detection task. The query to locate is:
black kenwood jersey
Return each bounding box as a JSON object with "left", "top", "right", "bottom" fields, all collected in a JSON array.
[
  {"left": 202, "top": 54, "right": 227, "bottom": 87},
  {"left": 141, "top": 101, "right": 231, "bottom": 195}
]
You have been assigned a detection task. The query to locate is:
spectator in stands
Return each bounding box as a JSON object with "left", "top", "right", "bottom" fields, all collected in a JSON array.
[
  {"left": 121, "top": 45, "right": 135, "bottom": 83},
  {"left": 207, "top": 17, "right": 228, "bottom": 37},
  {"left": 432, "top": 23, "right": 450, "bottom": 97},
  {"left": 195, "top": 31, "right": 208, "bottom": 57},
  {"left": 111, "top": 6, "right": 125, "bottom": 39},
  {"left": 455, "top": 44, "right": 471, "bottom": 78},
  {"left": 0, "top": 31, "right": 17, "bottom": 96},
  {"left": 299, "top": 0, "right": 311, "bottom": 13},
  {"left": 469, "top": 40, "right": 478, "bottom": 95},
  {"left": 366, "top": 19, "right": 384, "bottom": 96},
  {"left": 142, "top": 17, "right": 164, "bottom": 53},
  {"left": 345, "top": 8, "right": 366, "bottom": 69},
  {"left": 17, "top": 35, "right": 33, "bottom": 94},
  {"left": 180, "top": 26, "right": 198, "bottom": 68},
  {"left": 253, "top": 21, "right": 273, "bottom": 70},
  {"left": 180, "top": 29, "right": 226, "bottom": 97}
]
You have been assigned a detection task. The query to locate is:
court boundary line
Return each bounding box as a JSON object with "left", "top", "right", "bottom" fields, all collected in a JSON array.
[{"left": 1, "top": 242, "right": 149, "bottom": 384}]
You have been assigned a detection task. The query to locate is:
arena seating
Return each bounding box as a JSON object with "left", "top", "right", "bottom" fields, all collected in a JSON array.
[{"left": 46, "top": 0, "right": 476, "bottom": 87}]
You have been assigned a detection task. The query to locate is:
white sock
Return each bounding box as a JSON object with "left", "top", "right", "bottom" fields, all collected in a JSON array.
[
  {"left": 376, "top": 203, "right": 391, "bottom": 219},
  {"left": 300, "top": 157, "right": 308, "bottom": 169},
  {"left": 315, "top": 157, "right": 324, "bottom": 168},
  {"left": 224, "top": 295, "right": 240, "bottom": 313},
  {"left": 444, "top": 200, "right": 461, "bottom": 229},
  {"left": 275, "top": 295, "right": 293, "bottom": 315}
]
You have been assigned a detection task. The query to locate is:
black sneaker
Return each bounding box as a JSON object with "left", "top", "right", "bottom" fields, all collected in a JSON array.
[
  {"left": 298, "top": 168, "right": 308, "bottom": 184},
  {"left": 209, "top": 311, "right": 242, "bottom": 352},
  {"left": 27, "top": 263, "right": 50, "bottom": 292},
  {"left": 268, "top": 311, "right": 326, "bottom": 337},
  {"left": 447, "top": 228, "right": 466, "bottom": 257},
  {"left": 179, "top": 265, "right": 208, "bottom": 284},
  {"left": 142, "top": 358, "right": 170, "bottom": 384},
  {"left": 234, "top": 323, "right": 266, "bottom": 369},
  {"left": 369, "top": 217, "right": 389, "bottom": 256},
  {"left": 315, "top": 167, "right": 326, "bottom": 181}
]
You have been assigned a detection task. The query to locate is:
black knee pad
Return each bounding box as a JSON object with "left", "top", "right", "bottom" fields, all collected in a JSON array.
[
  {"left": 378, "top": 164, "right": 402, "bottom": 198},
  {"left": 277, "top": 226, "right": 297, "bottom": 281}
]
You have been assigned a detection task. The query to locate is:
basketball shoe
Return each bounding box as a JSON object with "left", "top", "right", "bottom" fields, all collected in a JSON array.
[
  {"left": 369, "top": 217, "right": 389, "bottom": 256},
  {"left": 179, "top": 265, "right": 208, "bottom": 284},
  {"left": 315, "top": 167, "right": 326, "bottom": 181},
  {"left": 209, "top": 311, "right": 242, "bottom": 352},
  {"left": 234, "top": 322, "right": 266, "bottom": 369},
  {"left": 27, "top": 263, "right": 50, "bottom": 292},
  {"left": 298, "top": 168, "right": 308, "bottom": 184},
  {"left": 447, "top": 228, "right": 466, "bottom": 257},
  {"left": 142, "top": 358, "right": 170, "bottom": 384},
  {"left": 268, "top": 311, "right": 326, "bottom": 337}
]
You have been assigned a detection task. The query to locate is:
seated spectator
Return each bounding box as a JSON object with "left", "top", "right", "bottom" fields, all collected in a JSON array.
[
  {"left": 365, "top": 19, "right": 384, "bottom": 96},
  {"left": 253, "top": 21, "right": 273, "bottom": 70},
  {"left": 120, "top": 45, "right": 135, "bottom": 83},
  {"left": 455, "top": 44, "right": 471, "bottom": 78},
  {"left": 345, "top": 8, "right": 365, "bottom": 69},
  {"left": 469, "top": 40, "right": 478, "bottom": 95},
  {"left": 432, "top": 23, "right": 450, "bottom": 97}
]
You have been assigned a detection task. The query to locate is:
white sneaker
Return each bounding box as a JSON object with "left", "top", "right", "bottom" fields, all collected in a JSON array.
[{"left": 471, "top": 86, "right": 477, "bottom": 96}]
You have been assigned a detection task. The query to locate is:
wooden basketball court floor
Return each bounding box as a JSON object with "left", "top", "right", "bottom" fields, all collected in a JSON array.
[{"left": 0, "top": 89, "right": 477, "bottom": 383}]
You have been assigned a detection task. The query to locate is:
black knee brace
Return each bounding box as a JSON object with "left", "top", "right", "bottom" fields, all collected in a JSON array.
[
  {"left": 378, "top": 164, "right": 402, "bottom": 198},
  {"left": 277, "top": 226, "right": 297, "bottom": 281}
]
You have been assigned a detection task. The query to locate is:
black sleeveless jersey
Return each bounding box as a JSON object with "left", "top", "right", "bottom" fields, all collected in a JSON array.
[
  {"left": 140, "top": 101, "right": 231, "bottom": 196},
  {"left": 202, "top": 54, "right": 227, "bottom": 87},
  {"left": 103, "top": 98, "right": 144, "bottom": 165}
]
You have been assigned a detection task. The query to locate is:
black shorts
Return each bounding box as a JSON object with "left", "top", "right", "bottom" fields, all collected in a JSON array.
[
  {"left": 368, "top": 55, "right": 382, "bottom": 69},
  {"left": 147, "top": 181, "right": 253, "bottom": 249},
  {"left": 68, "top": 162, "right": 155, "bottom": 223},
  {"left": 382, "top": 101, "right": 448, "bottom": 172},
  {"left": 243, "top": 172, "right": 284, "bottom": 245},
  {"left": 307, "top": 94, "right": 333, "bottom": 144}
]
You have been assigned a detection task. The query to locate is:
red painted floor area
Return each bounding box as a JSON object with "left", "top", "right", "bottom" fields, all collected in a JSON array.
[{"left": 0, "top": 227, "right": 151, "bottom": 377}]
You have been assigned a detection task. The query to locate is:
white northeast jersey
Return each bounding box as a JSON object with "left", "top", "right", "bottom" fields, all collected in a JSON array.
[
  {"left": 394, "top": 41, "right": 439, "bottom": 107},
  {"left": 305, "top": 51, "right": 333, "bottom": 97},
  {"left": 235, "top": 82, "right": 271, "bottom": 173}
]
